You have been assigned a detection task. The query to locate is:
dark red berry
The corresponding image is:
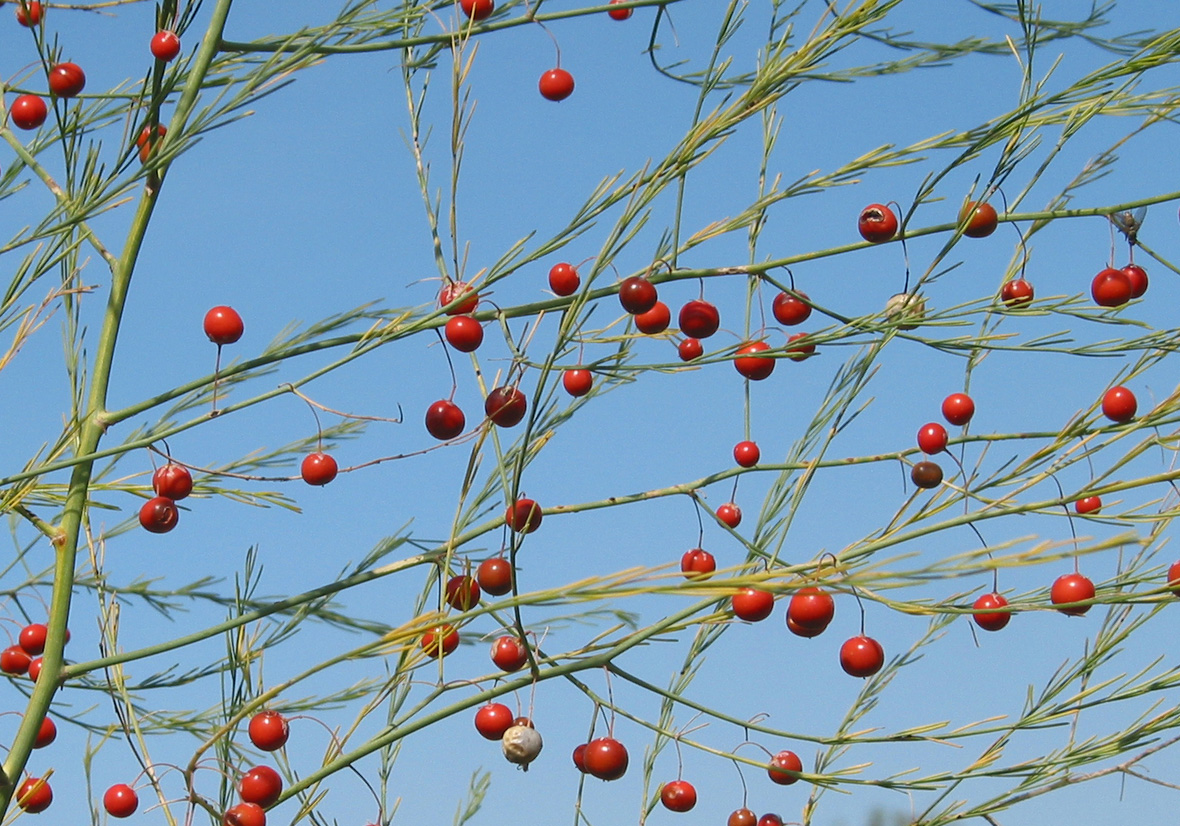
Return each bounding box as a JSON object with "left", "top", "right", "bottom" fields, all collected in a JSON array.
[
  {"left": 1091, "top": 267, "right": 1132, "bottom": 307},
  {"left": 477, "top": 557, "right": 513, "bottom": 595},
  {"left": 999, "top": 279, "right": 1034, "bottom": 307},
  {"left": 485, "top": 386, "right": 527, "bottom": 427},
  {"left": 678, "top": 338, "right": 703, "bottom": 361},
  {"left": 857, "top": 203, "right": 898, "bottom": 243},
  {"left": 678, "top": 299, "right": 720, "bottom": 339},
  {"left": 139, "top": 496, "right": 179, "bottom": 533},
  {"left": 47, "top": 62, "right": 86, "bottom": 98},
  {"left": 505, "top": 498, "right": 542, "bottom": 533},
  {"left": 960, "top": 201, "right": 998, "bottom": 237},
  {"left": 153, "top": 463, "right": 193, "bottom": 500},
  {"left": 548, "top": 262, "right": 579, "bottom": 295},
  {"left": 772, "top": 291, "right": 811, "bottom": 326},
  {"left": 425, "top": 399, "right": 466, "bottom": 440},
  {"left": 634, "top": 301, "right": 671, "bottom": 334},
  {"left": 618, "top": 276, "right": 658, "bottom": 314},
  {"left": 734, "top": 341, "right": 774, "bottom": 380}
]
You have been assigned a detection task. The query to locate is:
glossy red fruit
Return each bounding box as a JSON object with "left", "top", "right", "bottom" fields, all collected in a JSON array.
[
  {"left": 1051, "top": 572, "right": 1095, "bottom": 616},
  {"left": 678, "top": 299, "right": 720, "bottom": 339},
  {"left": 238, "top": 766, "right": 282, "bottom": 808},
  {"left": 1121, "top": 264, "right": 1148, "bottom": 298},
  {"left": 477, "top": 557, "right": 513, "bottom": 595},
  {"left": 300, "top": 452, "right": 337, "bottom": 486},
  {"left": 734, "top": 341, "right": 775, "bottom": 380},
  {"left": 17, "top": 777, "right": 51, "bottom": 813},
  {"left": 439, "top": 281, "right": 478, "bottom": 315},
  {"left": 548, "top": 262, "right": 579, "bottom": 296},
  {"left": 15, "top": 1, "right": 42, "bottom": 26},
  {"left": 444, "top": 315, "right": 483, "bottom": 352},
  {"left": 660, "top": 780, "right": 697, "bottom": 812},
  {"left": 678, "top": 337, "right": 703, "bottom": 361},
  {"left": 788, "top": 587, "right": 834, "bottom": 633},
  {"left": 618, "top": 276, "right": 658, "bottom": 314},
  {"left": 972, "top": 592, "right": 1011, "bottom": 631},
  {"left": 607, "top": 0, "right": 633, "bottom": 19},
  {"left": 421, "top": 624, "right": 460, "bottom": 658},
  {"left": 139, "top": 496, "right": 179, "bottom": 533},
  {"left": 857, "top": 203, "right": 898, "bottom": 243},
  {"left": 490, "top": 635, "right": 529, "bottom": 671},
  {"left": 572, "top": 743, "right": 588, "bottom": 772},
  {"left": 911, "top": 460, "right": 943, "bottom": 489},
  {"left": 153, "top": 463, "right": 193, "bottom": 500},
  {"left": 19, "top": 623, "right": 47, "bottom": 656},
  {"left": 786, "top": 332, "right": 815, "bottom": 361},
  {"left": 26, "top": 657, "right": 42, "bottom": 682},
  {"left": 680, "top": 548, "right": 716, "bottom": 580},
  {"left": 151, "top": 30, "right": 181, "bottom": 61},
  {"left": 485, "top": 386, "right": 527, "bottom": 427},
  {"left": 248, "top": 710, "right": 289, "bottom": 751},
  {"left": 137, "top": 124, "right": 167, "bottom": 163},
  {"left": 445, "top": 575, "right": 481, "bottom": 610},
  {"left": 539, "top": 68, "right": 575, "bottom": 101},
  {"left": 917, "top": 422, "right": 948, "bottom": 455},
  {"left": 103, "top": 784, "right": 139, "bottom": 818},
  {"left": 562, "top": 368, "right": 593, "bottom": 397},
  {"left": 10, "top": 94, "right": 47, "bottom": 130},
  {"left": 733, "top": 440, "right": 760, "bottom": 468},
  {"left": 728, "top": 809, "right": 757, "bottom": 826},
  {"left": 475, "top": 702, "right": 514, "bottom": 740},
  {"left": 48, "top": 62, "right": 86, "bottom": 98},
  {"left": 717, "top": 502, "right": 741, "bottom": 528},
  {"left": 583, "top": 737, "right": 629, "bottom": 780},
  {"left": 767, "top": 749, "right": 802, "bottom": 785},
  {"left": 732, "top": 588, "right": 774, "bottom": 622},
  {"left": 960, "top": 201, "right": 998, "bottom": 238},
  {"left": 460, "top": 0, "right": 494, "bottom": 19},
  {"left": 33, "top": 716, "right": 55, "bottom": 748},
  {"left": 1, "top": 644, "right": 31, "bottom": 674},
  {"left": 839, "top": 635, "right": 885, "bottom": 677},
  {"left": 758, "top": 815, "right": 784, "bottom": 826},
  {"left": 941, "top": 392, "right": 975, "bottom": 426},
  {"left": 1075, "top": 496, "right": 1102, "bottom": 515},
  {"left": 999, "top": 278, "right": 1034, "bottom": 307},
  {"left": 425, "top": 399, "right": 466, "bottom": 440},
  {"left": 506, "top": 498, "right": 542, "bottom": 533},
  {"left": 1091, "top": 267, "right": 1132, "bottom": 307},
  {"left": 1168, "top": 560, "right": 1180, "bottom": 595},
  {"left": 223, "top": 802, "right": 266, "bottom": 826},
  {"left": 635, "top": 301, "right": 671, "bottom": 334},
  {"left": 772, "top": 291, "right": 811, "bottom": 326},
  {"left": 1102, "top": 386, "right": 1136, "bottom": 423},
  {"left": 204, "top": 306, "right": 244, "bottom": 345}
]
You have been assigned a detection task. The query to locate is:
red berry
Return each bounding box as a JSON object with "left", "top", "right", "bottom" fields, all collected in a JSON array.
[
  {"left": 17, "top": 777, "right": 51, "bottom": 813},
  {"left": 785, "top": 331, "right": 815, "bottom": 361},
  {"left": 460, "top": 0, "right": 494, "bottom": 19},
  {"left": 420, "top": 624, "right": 459, "bottom": 658},
  {"left": 767, "top": 749, "right": 802, "bottom": 785},
  {"left": 137, "top": 124, "right": 167, "bottom": 163},
  {"left": 680, "top": 548, "right": 716, "bottom": 580},
  {"left": 999, "top": 278, "right": 1034, "bottom": 307},
  {"left": 911, "top": 460, "right": 943, "bottom": 489},
  {"left": 678, "top": 337, "right": 703, "bottom": 361},
  {"left": 731, "top": 587, "right": 774, "bottom": 622},
  {"left": 607, "top": 0, "right": 633, "bottom": 19},
  {"left": 204, "top": 306, "right": 244, "bottom": 345},
  {"left": 728, "top": 809, "right": 757, "bottom": 826},
  {"left": 733, "top": 440, "right": 760, "bottom": 468},
  {"left": 223, "top": 802, "right": 266, "bottom": 826},
  {"left": 548, "top": 262, "right": 579, "bottom": 296},
  {"left": 618, "top": 276, "right": 658, "bottom": 314},
  {"left": 562, "top": 368, "right": 593, "bottom": 397},
  {"left": 857, "top": 203, "right": 898, "bottom": 243},
  {"left": 716, "top": 502, "right": 741, "bottom": 528},
  {"left": 1168, "top": 560, "right": 1180, "bottom": 596},
  {"left": 490, "top": 635, "right": 528, "bottom": 671},
  {"left": 583, "top": 737, "right": 629, "bottom": 780},
  {"left": 248, "top": 710, "right": 289, "bottom": 751},
  {"left": 47, "top": 62, "right": 86, "bottom": 98},
  {"left": 300, "top": 452, "right": 338, "bottom": 486},
  {"left": 758, "top": 815, "right": 784, "bottom": 826},
  {"left": 27, "top": 657, "right": 42, "bottom": 682},
  {"left": 1075, "top": 496, "right": 1102, "bottom": 515},
  {"left": 960, "top": 201, "right": 998, "bottom": 237},
  {"left": 972, "top": 592, "right": 1011, "bottom": 631},
  {"left": 33, "top": 716, "right": 55, "bottom": 748},
  {"left": 238, "top": 766, "right": 282, "bottom": 808},
  {"left": 1102, "top": 386, "right": 1137, "bottom": 423},
  {"left": 103, "top": 784, "right": 139, "bottom": 818},
  {"left": 505, "top": 498, "right": 542, "bottom": 533},
  {"left": 1121, "top": 264, "right": 1148, "bottom": 298},
  {"left": 572, "top": 743, "right": 588, "bottom": 771},
  {"left": 1091, "top": 267, "right": 1132, "bottom": 307},
  {"left": 941, "top": 392, "right": 975, "bottom": 426},
  {"left": 635, "top": 301, "right": 671, "bottom": 334},
  {"left": 1051, "top": 572, "right": 1095, "bottom": 616},
  {"left": 439, "top": 281, "right": 478, "bottom": 315},
  {"left": 153, "top": 463, "right": 193, "bottom": 500},
  {"left": 15, "top": 1, "right": 42, "bottom": 26},
  {"left": 139, "top": 495, "right": 179, "bottom": 533},
  {"left": 485, "top": 386, "right": 528, "bottom": 427},
  {"left": 1, "top": 644, "right": 31, "bottom": 674},
  {"left": 678, "top": 299, "right": 720, "bottom": 339},
  {"left": 444, "top": 574, "right": 481, "bottom": 610},
  {"left": 425, "top": 399, "right": 466, "bottom": 440},
  {"left": 474, "top": 702, "right": 514, "bottom": 740},
  {"left": 151, "top": 30, "right": 182, "bottom": 61},
  {"left": 788, "top": 587, "right": 834, "bottom": 633},
  {"left": 477, "top": 557, "right": 513, "bottom": 595},
  {"left": 19, "top": 623, "right": 48, "bottom": 655},
  {"left": 538, "top": 68, "right": 575, "bottom": 101},
  {"left": 772, "top": 291, "right": 811, "bottom": 326},
  {"left": 839, "top": 634, "right": 884, "bottom": 677},
  {"left": 917, "top": 422, "right": 948, "bottom": 455},
  {"left": 444, "top": 315, "right": 483, "bottom": 352},
  {"left": 734, "top": 341, "right": 775, "bottom": 380},
  {"left": 660, "top": 779, "right": 697, "bottom": 812},
  {"left": 10, "top": 94, "right": 47, "bottom": 130}
]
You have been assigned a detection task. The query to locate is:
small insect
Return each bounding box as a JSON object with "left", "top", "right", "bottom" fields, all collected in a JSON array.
[{"left": 1111, "top": 206, "right": 1146, "bottom": 244}]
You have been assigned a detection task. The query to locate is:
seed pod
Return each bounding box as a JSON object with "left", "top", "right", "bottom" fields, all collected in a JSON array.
[{"left": 501, "top": 724, "right": 543, "bottom": 770}]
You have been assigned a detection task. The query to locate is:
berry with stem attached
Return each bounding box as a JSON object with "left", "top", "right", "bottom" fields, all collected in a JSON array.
[
  {"left": 248, "top": 710, "right": 289, "bottom": 751},
  {"left": 151, "top": 30, "right": 181, "bottom": 61},
  {"left": 681, "top": 548, "right": 716, "bottom": 579},
  {"left": 539, "top": 68, "right": 575, "bottom": 101},
  {"left": 490, "top": 635, "right": 529, "bottom": 671},
  {"left": 239, "top": 766, "right": 283, "bottom": 808},
  {"left": 857, "top": 203, "right": 898, "bottom": 243},
  {"left": 103, "top": 784, "right": 139, "bottom": 818},
  {"left": 972, "top": 592, "right": 1011, "bottom": 631},
  {"left": 941, "top": 392, "right": 975, "bottom": 426},
  {"left": 678, "top": 338, "right": 703, "bottom": 361},
  {"left": 772, "top": 291, "right": 811, "bottom": 326},
  {"left": 678, "top": 299, "right": 720, "bottom": 338},
  {"left": 1121, "top": 264, "right": 1148, "bottom": 298},
  {"left": 1102, "top": 386, "right": 1137, "bottom": 423},
  {"left": 421, "top": 624, "right": 460, "bottom": 658},
  {"left": 911, "top": 461, "right": 943, "bottom": 489},
  {"left": 548, "top": 262, "right": 579, "bottom": 295},
  {"left": 1091, "top": 267, "right": 1133, "bottom": 307},
  {"left": 300, "top": 452, "right": 338, "bottom": 486},
  {"left": 48, "top": 63, "right": 86, "bottom": 98},
  {"left": 960, "top": 201, "right": 998, "bottom": 237},
  {"left": 562, "top": 369, "right": 593, "bottom": 397},
  {"left": 1051, "top": 572, "right": 1095, "bottom": 616},
  {"left": 153, "top": 463, "right": 193, "bottom": 500},
  {"left": 767, "top": 750, "right": 802, "bottom": 785},
  {"left": 618, "top": 276, "right": 657, "bottom": 314},
  {"left": 732, "top": 587, "right": 774, "bottom": 622},
  {"left": 444, "top": 315, "right": 483, "bottom": 352},
  {"left": 734, "top": 341, "right": 775, "bottom": 380},
  {"left": 425, "top": 399, "right": 466, "bottom": 440},
  {"left": 840, "top": 634, "right": 885, "bottom": 677},
  {"left": 917, "top": 422, "right": 948, "bottom": 454},
  {"left": 204, "top": 306, "right": 244, "bottom": 345},
  {"left": 475, "top": 702, "right": 514, "bottom": 740},
  {"left": 10, "top": 94, "right": 47, "bottom": 130},
  {"left": 734, "top": 441, "right": 760, "bottom": 468},
  {"left": 477, "top": 557, "right": 513, "bottom": 595},
  {"left": 634, "top": 301, "right": 671, "bottom": 334},
  {"left": 506, "top": 498, "right": 542, "bottom": 533},
  {"left": 583, "top": 737, "right": 629, "bottom": 780},
  {"left": 439, "top": 281, "right": 478, "bottom": 314},
  {"left": 660, "top": 780, "right": 697, "bottom": 812},
  {"left": 717, "top": 502, "right": 741, "bottom": 528},
  {"left": 728, "top": 810, "right": 757, "bottom": 826},
  {"left": 788, "top": 587, "right": 834, "bottom": 635},
  {"left": 999, "top": 278, "right": 1033, "bottom": 307},
  {"left": 139, "top": 496, "right": 179, "bottom": 533},
  {"left": 485, "top": 386, "right": 528, "bottom": 427}
]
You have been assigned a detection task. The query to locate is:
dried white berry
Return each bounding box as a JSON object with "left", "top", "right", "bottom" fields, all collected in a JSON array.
[
  {"left": 501, "top": 724, "right": 543, "bottom": 771},
  {"left": 884, "top": 292, "right": 926, "bottom": 330}
]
